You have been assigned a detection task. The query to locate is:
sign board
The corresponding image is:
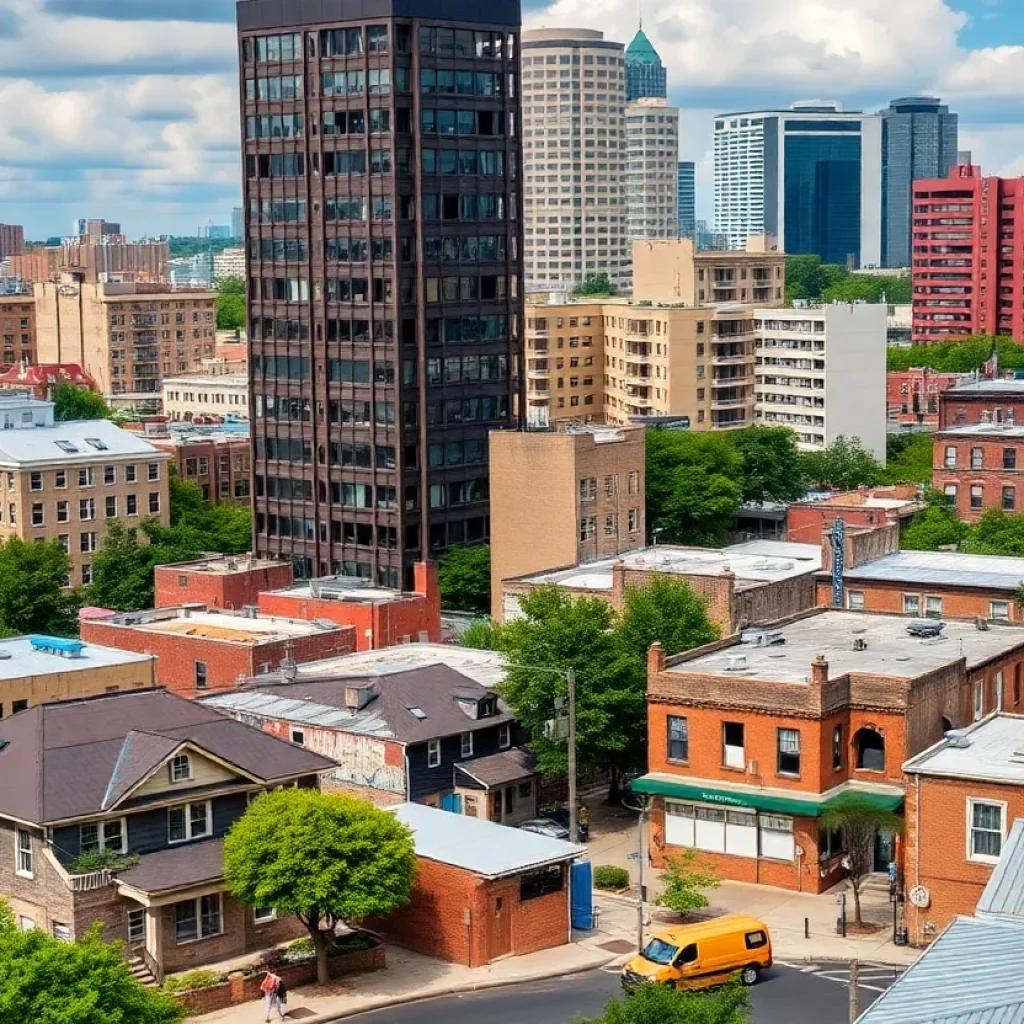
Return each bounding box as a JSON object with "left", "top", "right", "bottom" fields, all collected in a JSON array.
[{"left": 831, "top": 518, "right": 846, "bottom": 608}]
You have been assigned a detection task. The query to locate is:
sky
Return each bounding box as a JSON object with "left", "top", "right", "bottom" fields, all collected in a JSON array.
[{"left": 0, "top": 0, "right": 1023, "bottom": 239}]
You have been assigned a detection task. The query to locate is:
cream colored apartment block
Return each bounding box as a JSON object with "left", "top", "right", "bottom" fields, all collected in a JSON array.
[
  {"left": 521, "top": 28, "right": 629, "bottom": 293},
  {"left": 489, "top": 424, "right": 646, "bottom": 619},
  {"left": 33, "top": 281, "right": 217, "bottom": 401},
  {"left": 162, "top": 373, "right": 249, "bottom": 421},
  {"left": 0, "top": 394, "right": 170, "bottom": 587},
  {"left": 632, "top": 236, "right": 786, "bottom": 306},
  {"left": 625, "top": 97, "right": 680, "bottom": 247}
]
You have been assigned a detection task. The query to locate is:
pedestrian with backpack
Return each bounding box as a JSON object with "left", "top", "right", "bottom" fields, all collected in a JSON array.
[{"left": 259, "top": 970, "right": 286, "bottom": 1021}]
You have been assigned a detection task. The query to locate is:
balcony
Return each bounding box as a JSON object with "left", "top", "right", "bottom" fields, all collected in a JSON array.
[
  {"left": 711, "top": 353, "right": 750, "bottom": 366},
  {"left": 527, "top": 366, "right": 550, "bottom": 380},
  {"left": 713, "top": 373, "right": 753, "bottom": 388},
  {"left": 623, "top": 375, "right": 653, "bottom": 387},
  {"left": 711, "top": 396, "right": 750, "bottom": 409}
]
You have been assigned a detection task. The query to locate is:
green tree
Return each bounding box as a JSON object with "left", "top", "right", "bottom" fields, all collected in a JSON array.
[
  {"left": 0, "top": 538, "right": 79, "bottom": 636},
  {"left": 579, "top": 978, "right": 749, "bottom": 1024},
  {"left": 571, "top": 273, "right": 618, "bottom": 297},
  {"left": 215, "top": 277, "right": 246, "bottom": 332},
  {"left": 437, "top": 544, "right": 490, "bottom": 613},
  {"left": 51, "top": 382, "right": 112, "bottom": 423},
  {"left": 167, "top": 236, "right": 237, "bottom": 259},
  {"left": 0, "top": 922, "right": 184, "bottom": 1024},
  {"left": 224, "top": 790, "right": 416, "bottom": 985},
  {"left": 819, "top": 795, "right": 903, "bottom": 926},
  {"left": 646, "top": 431, "right": 744, "bottom": 545},
  {"left": 784, "top": 255, "right": 828, "bottom": 302},
  {"left": 901, "top": 498, "right": 969, "bottom": 551},
  {"left": 726, "top": 427, "right": 807, "bottom": 504},
  {"left": 801, "top": 435, "right": 884, "bottom": 491},
  {"left": 961, "top": 509, "right": 1024, "bottom": 557},
  {"left": 881, "top": 433, "right": 933, "bottom": 486},
  {"left": 821, "top": 274, "right": 911, "bottom": 305},
  {"left": 460, "top": 618, "right": 501, "bottom": 650},
  {"left": 655, "top": 849, "right": 721, "bottom": 916},
  {"left": 169, "top": 475, "right": 251, "bottom": 555},
  {"left": 887, "top": 336, "right": 1024, "bottom": 374},
  {"left": 616, "top": 576, "right": 720, "bottom": 668}
]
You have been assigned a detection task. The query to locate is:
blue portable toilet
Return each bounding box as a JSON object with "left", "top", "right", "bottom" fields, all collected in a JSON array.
[{"left": 570, "top": 861, "right": 594, "bottom": 929}]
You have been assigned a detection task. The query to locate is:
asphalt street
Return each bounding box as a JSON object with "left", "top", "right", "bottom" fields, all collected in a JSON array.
[{"left": 341, "top": 961, "right": 904, "bottom": 1024}]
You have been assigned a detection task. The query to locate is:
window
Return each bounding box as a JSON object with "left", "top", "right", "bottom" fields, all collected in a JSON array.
[
  {"left": 427, "top": 738, "right": 441, "bottom": 768},
  {"left": 291, "top": 729, "right": 305, "bottom": 746},
  {"left": 29, "top": 472, "right": 41, "bottom": 492},
  {"left": 991, "top": 601, "right": 1011, "bottom": 621},
  {"left": 195, "top": 661, "right": 207, "bottom": 689},
  {"left": 944, "top": 445, "right": 957, "bottom": 469},
  {"left": 168, "top": 801, "right": 211, "bottom": 844},
  {"left": 968, "top": 799, "right": 1005, "bottom": 862},
  {"left": 15, "top": 828, "right": 32, "bottom": 877},
  {"left": 777, "top": 728, "right": 800, "bottom": 776},
  {"left": 105, "top": 496, "right": 116, "bottom": 519},
  {"left": 127, "top": 909, "right": 145, "bottom": 945},
  {"left": 579, "top": 515, "right": 596, "bottom": 541},
  {"left": 126, "top": 465, "right": 137, "bottom": 483},
  {"left": 925, "top": 596, "right": 943, "bottom": 619},
  {"left": 148, "top": 463, "right": 160, "bottom": 482},
  {"left": 50, "top": 921, "right": 69, "bottom": 942},
  {"left": 460, "top": 732, "right": 473, "bottom": 757},
  {"left": 170, "top": 754, "right": 192, "bottom": 782},
  {"left": 745, "top": 930, "right": 768, "bottom": 949},
  {"left": 974, "top": 679, "right": 984, "bottom": 721},
  {"left": 832, "top": 724, "right": 843, "bottom": 771},
  {"left": 126, "top": 494, "right": 138, "bottom": 516},
  {"left": 1016, "top": 664, "right": 1022, "bottom": 706},
  {"left": 78, "top": 467, "right": 94, "bottom": 487},
  {"left": 667, "top": 716, "right": 688, "bottom": 762},
  {"left": 149, "top": 492, "right": 161, "bottom": 514},
  {"left": 55, "top": 470, "right": 66, "bottom": 489},
  {"left": 12, "top": 699, "right": 27, "bottom": 713},
  {"left": 628, "top": 470, "right": 640, "bottom": 495},
  {"left": 254, "top": 907, "right": 276, "bottom": 924},
  {"left": 902, "top": 594, "right": 920, "bottom": 616},
  {"left": 971, "top": 447, "right": 984, "bottom": 470},
  {"left": 79, "top": 498, "right": 94, "bottom": 521},
  {"left": 971, "top": 484, "right": 984, "bottom": 509},
  {"left": 722, "top": 722, "right": 744, "bottom": 770},
  {"left": 520, "top": 865, "right": 563, "bottom": 901},
  {"left": 759, "top": 813, "right": 795, "bottom": 860},
  {"left": 31, "top": 503, "right": 43, "bottom": 527},
  {"left": 1005, "top": 448, "right": 1017, "bottom": 470},
  {"left": 498, "top": 723, "right": 511, "bottom": 749},
  {"left": 80, "top": 819, "right": 125, "bottom": 855},
  {"left": 846, "top": 590, "right": 864, "bottom": 611},
  {"left": 55, "top": 500, "right": 68, "bottom": 523},
  {"left": 853, "top": 728, "right": 885, "bottom": 772},
  {"left": 17, "top": 915, "right": 35, "bottom": 932},
  {"left": 174, "top": 894, "right": 222, "bottom": 943},
  {"left": 1004, "top": 487, "right": 1016, "bottom": 512},
  {"left": 579, "top": 477, "right": 596, "bottom": 502},
  {"left": 103, "top": 466, "right": 116, "bottom": 485},
  {"left": 819, "top": 825, "right": 844, "bottom": 862}
]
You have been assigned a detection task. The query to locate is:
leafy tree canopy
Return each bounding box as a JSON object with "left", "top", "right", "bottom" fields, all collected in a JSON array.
[
  {"left": 224, "top": 789, "right": 416, "bottom": 984},
  {"left": 216, "top": 276, "right": 246, "bottom": 333},
  {"left": 800, "top": 435, "right": 885, "bottom": 492},
  {"left": 437, "top": 544, "right": 490, "bottom": 613},
  {"left": 900, "top": 498, "right": 969, "bottom": 552},
  {"left": 579, "top": 979, "right": 749, "bottom": 1024},
  {"left": 571, "top": 273, "right": 618, "bottom": 297},
  {"left": 961, "top": 509, "right": 1024, "bottom": 558},
  {"left": 887, "top": 336, "right": 1024, "bottom": 374},
  {"left": 726, "top": 426, "right": 807, "bottom": 504},
  {"left": 0, "top": 919, "right": 184, "bottom": 1024},
  {"left": 166, "top": 236, "right": 237, "bottom": 259},
  {"left": 785, "top": 255, "right": 909, "bottom": 304},
  {"left": 51, "top": 382, "right": 112, "bottom": 423},
  {"left": 0, "top": 538, "right": 80, "bottom": 636},
  {"left": 881, "top": 432, "right": 933, "bottom": 486}
]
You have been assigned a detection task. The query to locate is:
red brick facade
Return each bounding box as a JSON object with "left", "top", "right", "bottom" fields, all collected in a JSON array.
[
  {"left": 155, "top": 559, "right": 295, "bottom": 610},
  {"left": 372, "top": 858, "right": 569, "bottom": 966},
  {"left": 887, "top": 370, "right": 966, "bottom": 428},
  {"left": 938, "top": 384, "right": 1024, "bottom": 430},
  {"left": 816, "top": 578, "right": 1024, "bottom": 623},
  {"left": 933, "top": 430, "right": 1024, "bottom": 520},
  {"left": 786, "top": 488, "right": 923, "bottom": 545}
]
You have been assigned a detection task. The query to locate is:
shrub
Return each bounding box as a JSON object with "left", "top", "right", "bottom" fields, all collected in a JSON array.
[
  {"left": 66, "top": 849, "right": 139, "bottom": 874},
  {"left": 655, "top": 849, "right": 720, "bottom": 916},
  {"left": 593, "top": 865, "right": 630, "bottom": 890},
  {"left": 163, "top": 969, "right": 225, "bottom": 994}
]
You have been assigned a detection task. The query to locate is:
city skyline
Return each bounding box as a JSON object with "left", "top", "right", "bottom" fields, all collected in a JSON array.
[{"left": 0, "top": 0, "right": 1021, "bottom": 238}]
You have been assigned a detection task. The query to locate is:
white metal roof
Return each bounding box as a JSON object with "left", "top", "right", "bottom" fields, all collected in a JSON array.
[
  {"left": 904, "top": 715, "right": 1024, "bottom": 784},
  {"left": 845, "top": 550, "right": 1024, "bottom": 592},
  {"left": 0, "top": 635, "right": 152, "bottom": 680},
  {"left": 0, "top": 419, "right": 168, "bottom": 467},
  {"left": 977, "top": 818, "right": 1024, "bottom": 920},
  {"left": 390, "top": 802, "right": 581, "bottom": 878}
]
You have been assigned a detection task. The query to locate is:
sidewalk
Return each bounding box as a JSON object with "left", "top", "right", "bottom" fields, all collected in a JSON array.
[{"left": 193, "top": 941, "right": 617, "bottom": 1023}]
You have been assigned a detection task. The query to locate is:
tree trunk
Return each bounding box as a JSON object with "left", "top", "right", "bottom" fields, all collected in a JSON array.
[
  {"left": 311, "top": 927, "right": 330, "bottom": 986},
  {"left": 606, "top": 767, "right": 621, "bottom": 804},
  {"left": 851, "top": 880, "right": 863, "bottom": 928}
]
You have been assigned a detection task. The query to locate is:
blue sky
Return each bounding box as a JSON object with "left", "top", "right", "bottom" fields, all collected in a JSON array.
[{"left": 0, "top": 0, "right": 1023, "bottom": 239}]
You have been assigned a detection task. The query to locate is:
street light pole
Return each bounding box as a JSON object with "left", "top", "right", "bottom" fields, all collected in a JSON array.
[{"left": 567, "top": 667, "right": 578, "bottom": 845}]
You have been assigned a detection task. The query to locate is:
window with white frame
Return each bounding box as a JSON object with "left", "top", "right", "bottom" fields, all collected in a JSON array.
[
  {"left": 664, "top": 802, "right": 789, "bottom": 861},
  {"left": 427, "top": 738, "right": 441, "bottom": 768},
  {"left": 168, "top": 801, "right": 212, "bottom": 844},
  {"left": 15, "top": 828, "right": 32, "bottom": 877},
  {"left": 169, "top": 754, "right": 192, "bottom": 782},
  {"left": 925, "top": 596, "right": 943, "bottom": 619},
  {"left": 80, "top": 819, "right": 125, "bottom": 855},
  {"left": 52, "top": 922, "right": 71, "bottom": 942},
  {"left": 498, "top": 723, "right": 511, "bottom": 749},
  {"left": 291, "top": 729, "right": 305, "bottom": 746},
  {"left": 254, "top": 907, "right": 277, "bottom": 924},
  {"left": 903, "top": 594, "right": 920, "bottom": 616},
  {"left": 777, "top": 728, "right": 801, "bottom": 776},
  {"left": 759, "top": 814, "right": 795, "bottom": 860},
  {"left": 127, "top": 909, "right": 145, "bottom": 944},
  {"left": 968, "top": 799, "right": 1004, "bottom": 862},
  {"left": 460, "top": 732, "right": 473, "bottom": 757},
  {"left": 991, "top": 601, "right": 1011, "bottom": 621},
  {"left": 846, "top": 591, "right": 864, "bottom": 611},
  {"left": 974, "top": 680, "right": 984, "bottom": 721},
  {"left": 173, "top": 893, "right": 222, "bottom": 943}
]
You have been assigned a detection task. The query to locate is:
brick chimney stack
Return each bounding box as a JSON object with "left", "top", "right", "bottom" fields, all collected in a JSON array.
[
  {"left": 648, "top": 641, "right": 665, "bottom": 676},
  {"left": 811, "top": 654, "right": 829, "bottom": 687}
]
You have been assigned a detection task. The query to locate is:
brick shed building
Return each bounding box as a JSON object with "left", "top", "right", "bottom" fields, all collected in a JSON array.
[
  {"left": 155, "top": 556, "right": 295, "bottom": 611},
  {"left": 933, "top": 421, "right": 1024, "bottom": 520},
  {"left": 903, "top": 714, "right": 1024, "bottom": 946},
  {"left": 633, "top": 610, "right": 1024, "bottom": 893},
  {"left": 938, "top": 377, "right": 1024, "bottom": 429},
  {"left": 80, "top": 607, "right": 354, "bottom": 696},
  {"left": 375, "top": 803, "right": 580, "bottom": 966},
  {"left": 786, "top": 487, "right": 924, "bottom": 545}
]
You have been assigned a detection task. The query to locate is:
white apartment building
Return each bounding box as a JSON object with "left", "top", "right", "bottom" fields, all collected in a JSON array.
[
  {"left": 754, "top": 302, "right": 887, "bottom": 458},
  {"left": 625, "top": 97, "right": 680, "bottom": 248},
  {"left": 714, "top": 115, "right": 766, "bottom": 251},
  {"left": 521, "top": 28, "right": 629, "bottom": 292},
  {"left": 162, "top": 373, "right": 249, "bottom": 421},
  {"left": 212, "top": 247, "right": 246, "bottom": 282}
]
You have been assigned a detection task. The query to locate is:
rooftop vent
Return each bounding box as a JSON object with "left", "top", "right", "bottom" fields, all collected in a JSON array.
[
  {"left": 726, "top": 653, "right": 749, "bottom": 672},
  {"left": 907, "top": 620, "right": 945, "bottom": 639},
  {"left": 944, "top": 729, "right": 971, "bottom": 749},
  {"left": 853, "top": 637, "right": 868, "bottom": 651},
  {"left": 30, "top": 635, "right": 84, "bottom": 659},
  {"left": 344, "top": 680, "right": 379, "bottom": 710},
  {"left": 740, "top": 628, "right": 785, "bottom": 647},
  {"left": 976, "top": 617, "right": 990, "bottom": 631}
]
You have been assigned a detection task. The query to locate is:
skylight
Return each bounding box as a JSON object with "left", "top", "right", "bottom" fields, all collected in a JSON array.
[
  {"left": 54, "top": 440, "right": 79, "bottom": 454},
  {"left": 84, "top": 438, "right": 109, "bottom": 451},
  {"left": 406, "top": 706, "right": 427, "bottom": 720}
]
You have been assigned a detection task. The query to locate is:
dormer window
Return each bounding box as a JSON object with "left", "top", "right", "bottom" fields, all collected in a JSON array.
[
  {"left": 170, "top": 754, "right": 192, "bottom": 783},
  {"left": 480, "top": 698, "right": 497, "bottom": 718}
]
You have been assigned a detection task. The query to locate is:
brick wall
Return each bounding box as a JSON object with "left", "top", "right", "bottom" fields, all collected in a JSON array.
[
  {"left": 938, "top": 391, "right": 1024, "bottom": 429},
  {"left": 815, "top": 579, "right": 1023, "bottom": 623},
  {"left": 904, "top": 774, "right": 1024, "bottom": 945},
  {"left": 933, "top": 432, "right": 1024, "bottom": 520},
  {"left": 155, "top": 561, "right": 294, "bottom": 610},
  {"left": 0, "top": 824, "right": 75, "bottom": 935}
]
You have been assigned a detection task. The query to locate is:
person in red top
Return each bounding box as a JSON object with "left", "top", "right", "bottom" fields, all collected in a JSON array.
[{"left": 259, "top": 970, "right": 285, "bottom": 1021}]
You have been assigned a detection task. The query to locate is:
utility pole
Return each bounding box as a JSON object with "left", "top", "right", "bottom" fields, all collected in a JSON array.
[
  {"left": 636, "top": 796, "right": 648, "bottom": 952},
  {"left": 567, "top": 667, "right": 578, "bottom": 844},
  {"left": 848, "top": 960, "right": 859, "bottom": 1023}
]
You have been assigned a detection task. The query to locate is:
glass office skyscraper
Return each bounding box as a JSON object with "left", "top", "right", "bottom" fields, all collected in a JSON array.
[
  {"left": 881, "top": 97, "right": 958, "bottom": 269},
  {"left": 624, "top": 26, "right": 666, "bottom": 101},
  {"left": 677, "top": 161, "right": 695, "bottom": 237}
]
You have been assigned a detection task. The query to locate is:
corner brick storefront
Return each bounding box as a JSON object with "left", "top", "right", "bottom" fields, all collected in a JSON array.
[{"left": 374, "top": 803, "right": 580, "bottom": 966}]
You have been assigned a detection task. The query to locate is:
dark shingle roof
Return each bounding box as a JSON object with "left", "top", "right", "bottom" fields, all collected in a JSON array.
[
  {"left": 0, "top": 689, "right": 336, "bottom": 824},
  {"left": 117, "top": 839, "right": 226, "bottom": 896},
  {"left": 455, "top": 749, "right": 536, "bottom": 788}
]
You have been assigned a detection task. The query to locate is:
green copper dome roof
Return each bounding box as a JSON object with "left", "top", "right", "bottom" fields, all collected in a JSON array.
[{"left": 625, "top": 27, "right": 661, "bottom": 64}]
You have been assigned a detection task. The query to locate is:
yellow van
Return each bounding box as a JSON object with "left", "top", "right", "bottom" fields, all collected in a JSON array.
[{"left": 621, "top": 915, "right": 772, "bottom": 991}]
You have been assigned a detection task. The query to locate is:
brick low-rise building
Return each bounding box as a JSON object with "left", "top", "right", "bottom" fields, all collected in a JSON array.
[
  {"left": 0, "top": 363, "right": 96, "bottom": 400},
  {"left": 938, "top": 378, "right": 1024, "bottom": 429},
  {"left": 633, "top": 610, "right": 1024, "bottom": 893},
  {"left": 903, "top": 714, "right": 1024, "bottom": 946},
  {"left": 786, "top": 486, "right": 925, "bottom": 545},
  {"left": 79, "top": 607, "right": 355, "bottom": 696},
  {"left": 933, "top": 422, "right": 1024, "bottom": 519},
  {"left": 0, "top": 294, "right": 35, "bottom": 371},
  {"left": 887, "top": 368, "right": 967, "bottom": 428},
  {"left": 155, "top": 556, "right": 294, "bottom": 611}
]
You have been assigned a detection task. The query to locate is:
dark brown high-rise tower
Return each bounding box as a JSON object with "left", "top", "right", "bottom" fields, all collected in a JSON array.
[{"left": 238, "top": 0, "right": 524, "bottom": 587}]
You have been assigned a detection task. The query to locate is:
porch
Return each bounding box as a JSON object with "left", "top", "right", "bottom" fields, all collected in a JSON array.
[{"left": 452, "top": 748, "right": 538, "bottom": 826}]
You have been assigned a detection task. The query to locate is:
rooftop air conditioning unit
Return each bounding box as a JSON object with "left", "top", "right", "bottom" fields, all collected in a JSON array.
[
  {"left": 944, "top": 730, "right": 971, "bottom": 749},
  {"left": 726, "top": 653, "right": 748, "bottom": 672},
  {"left": 907, "top": 620, "right": 945, "bottom": 638}
]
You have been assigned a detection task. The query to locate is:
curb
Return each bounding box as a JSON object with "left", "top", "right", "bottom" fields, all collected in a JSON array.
[
  {"left": 278, "top": 952, "right": 618, "bottom": 1024},
  {"left": 775, "top": 954, "right": 914, "bottom": 970}
]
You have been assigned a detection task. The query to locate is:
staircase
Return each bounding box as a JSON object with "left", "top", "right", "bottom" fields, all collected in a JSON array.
[{"left": 128, "top": 956, "right": 158, "bottom": 988}]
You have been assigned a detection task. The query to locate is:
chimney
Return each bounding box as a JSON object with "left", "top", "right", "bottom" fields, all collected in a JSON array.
[
  {"left": 612, "top": 560, "right": 627, "bottom": 608},
  {"left": 648, "top": 641, "right": 665, "bottom": 676},
  {"left": 810, "top": 654, "right": 829, "bottom": 687}
]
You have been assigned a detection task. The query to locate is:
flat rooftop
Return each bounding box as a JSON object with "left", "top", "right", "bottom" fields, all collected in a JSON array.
[
  {"left": 0, "top": 635, "right": 152, "bottom": 679},
  {"left": 163, "top": 557, "right": 281, "bottom": 576},
  {"left": 672, "top": 611, "right": 1024, "bottom": 684},
  {"left": 102, "top": 608, "right": 338, "bottom": 643},
  {"left": 516, "top": 540, "right": 822, "bottom": 592},
  {"left": 163, "top": 374, "right": 248, "bottom": 388},
  {"left": 291, "top": 643, "right": 508, "bottom": 689},
  {"left": 905, "top": 714, "right": 1024, "bottom": 783},
  {"left": 845, "top": 550, "right": 1024, "bottom": 592},
  {"left": 268, "top": 578, "right": 406, "bottom": 605},
  {"left": 938, "top": 422, "right": 1024, "bottom": 438},
  {"left": 945, "top": 379, "right": 1024, "bottom": 396}
]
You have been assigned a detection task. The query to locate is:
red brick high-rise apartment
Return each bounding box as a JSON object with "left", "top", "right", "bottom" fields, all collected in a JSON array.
[
  {"left": 0, "top": 224, "right": 25, "bottom": 261},
  {"left": 237, "top": 0, "right": 525, "bottom": 589},
  {"left": 912, "top": 164, "right": 1024, "bottom": 344}
]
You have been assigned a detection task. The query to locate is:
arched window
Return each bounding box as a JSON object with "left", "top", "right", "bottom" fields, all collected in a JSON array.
[{"left": 854, "top": 727, "right": 885, "bottom": 772}]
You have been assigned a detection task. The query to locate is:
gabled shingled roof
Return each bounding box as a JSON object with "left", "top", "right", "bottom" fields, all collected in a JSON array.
[{"left": 0, "top": 689, "right": 336, "bottom": 825}]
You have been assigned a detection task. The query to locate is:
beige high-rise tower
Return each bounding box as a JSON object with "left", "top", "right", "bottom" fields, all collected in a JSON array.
[
  {"left": 521, "top": 28, "right": 629, "bottom": 293},
  {"left": 625, "top": 97, "right": 679, "bottom": 246}
]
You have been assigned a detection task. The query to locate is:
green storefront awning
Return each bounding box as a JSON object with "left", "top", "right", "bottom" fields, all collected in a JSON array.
[{"left": 630, "top": 776, "right": 904, "bottom": 818}]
